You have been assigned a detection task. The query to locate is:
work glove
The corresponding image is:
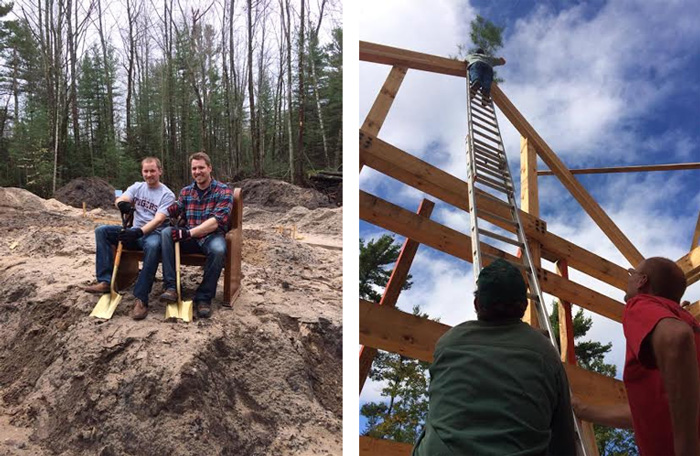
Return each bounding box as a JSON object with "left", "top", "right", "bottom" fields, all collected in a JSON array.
[
  {"left": 117, "top": 201, "right": 133, "bottom": 215},
  {"left": 167, "top": 203, "right": 181, "bottom": 218},
  {"left": 118, "top": 228, "right": 144, "bottom": 243},
  {"left": 171, "top": 227, "right": 191, "bottom": 242}
]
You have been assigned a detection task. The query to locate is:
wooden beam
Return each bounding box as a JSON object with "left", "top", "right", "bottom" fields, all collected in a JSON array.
[
  {"left": 692, "top": 212, "right": 700, "bottom": 250},
  {"left": 556, "top": 260, "right": 576, "bottom": 365},
  {"left": 538, "top": 162, "right": 700, "bottom": 176},
  {"left": 360, "top": 191, "right": 625, "bottom": 322},
  {"left": 359, "top": 133, "right": 629, "bottom": 291},
  {"left": 677, "top": 245, "right": 700, "bottom": 287},
  {"left": 520, "top": 135, "right": 541, "bottom": 328},
  {"left": 360, "top": 41, "right": 465, "bottom": 78},
  {"left": 359, "top": 299, "right": 628, "bottom": 407},
  {"left": 360, "top": 436, "right": 413, "bottom": 456},
  {"left": 492, "top": 84, "right": 645, "bottom": 266},
  {"left": 685, "top": 300, "right": 700, "bottom": 321},
  {"left": 360, "top": 199, "right": 435, "bottom": 393},
  {"left": 362, "top": 66, "right": 407, "bottom": 136}
]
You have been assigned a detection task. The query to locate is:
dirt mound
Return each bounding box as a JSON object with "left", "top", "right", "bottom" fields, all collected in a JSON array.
[
  {"left": 0, "top": 187, "right": 48, "bottom": 211},
  {"left": 54, "top": 177, "right": 116, "bottom": 210},
  {"left": 276, "top": 206, "right": 343, "bottom": 237},
  {"left": 234, "top": 178, "right": 333, "bottom": 210},
  {"left": 0, "top": 191, "right": 342, "bottom": 455}
]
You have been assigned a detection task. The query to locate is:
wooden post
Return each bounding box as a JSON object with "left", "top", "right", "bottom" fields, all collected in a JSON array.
[
  {"left": 360, "top": 65, "right": 407, "bottom": 173},
  {"left": 556, "top": 260, "right": 576, "bottom": 364},
  {"left": 520, "top": 135, "right": 541, "bottom": 328},
  {"left": 359, "top": 198, "right": 434, "bottom": 393},
  {"left": 692, "top": 212, "right": 700, "bottom": 250}
]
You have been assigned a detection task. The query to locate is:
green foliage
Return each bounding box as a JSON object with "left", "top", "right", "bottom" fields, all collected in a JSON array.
[
  {"left": 549, "top": 302, "right": 638, "bottom": 455},
  {"left": 361, "top": 306, "right": 431, "bottom": 443},
  {"left": 359, "top": 234, "right": 411, "bottom": 303}
]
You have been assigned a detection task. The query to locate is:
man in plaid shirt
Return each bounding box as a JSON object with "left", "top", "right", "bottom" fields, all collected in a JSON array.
[{"left": 160, "top": 151, "right": 234, "bottom": 318}]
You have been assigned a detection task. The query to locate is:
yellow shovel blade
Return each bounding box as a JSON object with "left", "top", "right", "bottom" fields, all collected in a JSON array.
[
  {"left": 164, "top": 302, "right": 180, "bottom": 320},
  {"left": 179, "top": 300, "right": 193, "bottom": 323},
  {"left": 89, "top": 291, "right": 122, "bottom": 319}
]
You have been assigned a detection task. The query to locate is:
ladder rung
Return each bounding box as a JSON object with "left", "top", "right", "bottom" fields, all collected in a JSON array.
[
  {"left": 478, "top": 228, "right": 523, "bottom": 247},
  {"left": 472, "top": 111, "right": 498, "bottom": 129},
  {"left": 482, "top": 253, "right": 530, "bottom": 271},
  {"left": 474, "top": 147, "right": 503, "bottom": 166},
  {"left": 475, "top": 190, "right": 509, "bottom": 205},
  {"left": 476, "top": 163, "right": 506, "bottom": 181},
  {"left": 472, "top": 120, "right": 501, "bottom": 138},
  {"left": 474, "top": 155, "right": 504, "bottom": 173},
  {"left": 476, "top": 207, "right": 518, "bottom": 227},
  {"left": 471, "top": 151, "right": 502, "bottom": 169},
  {"left": 476, "top": 175, "right": 510, "bottom": 194},
  {"left": 474, "top": 138, "right": 502, "bottom": 155},
  {"left": 526, "top": 292, "right": 540, "bottom": 302},
  {"left": 476, "top": 171, "right": 510, "bottom": 190},
  {"left": 473, "top": 129, "right": 502, "bottom": 147},
  {"left": 471, "top": 102, "right": 495, "bottom": 117}
]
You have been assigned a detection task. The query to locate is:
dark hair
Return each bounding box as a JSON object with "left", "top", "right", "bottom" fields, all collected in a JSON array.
[
  {"left": 474, "top": 48, "right": 485, "bottom": 54},
  {"left": 641, "top": 257, "right": 687, "bottom": 303}
]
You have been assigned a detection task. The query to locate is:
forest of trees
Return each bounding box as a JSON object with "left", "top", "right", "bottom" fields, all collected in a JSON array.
[{"left": 0, "top": 0, "right": 342, "bottom": 197}]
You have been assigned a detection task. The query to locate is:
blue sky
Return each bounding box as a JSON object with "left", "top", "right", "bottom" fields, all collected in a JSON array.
[{"left": 359, "top": 0, "right": 700, "bottom": 434}]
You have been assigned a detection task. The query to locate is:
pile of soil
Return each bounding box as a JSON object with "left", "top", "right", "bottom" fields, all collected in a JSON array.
[
  {"left": 0, "top": 185, "right": 342, "bottom": 455},
  {"left": 54, "top": 177, "right": 116, "bottom": 210},
  {"left": 234, "top": 179, "right": 333, "bottom": 211}
]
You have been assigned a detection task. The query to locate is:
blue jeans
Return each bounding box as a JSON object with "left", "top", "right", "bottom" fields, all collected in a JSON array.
[
  {"left": 161, "top": 227, "right": 227, "bottom": 302},
  {"left": 469, "top": 61, "right": 494, "bottom": 96},
  {"left": 94, "top": 225, "right": 162, "bottom": 305}
]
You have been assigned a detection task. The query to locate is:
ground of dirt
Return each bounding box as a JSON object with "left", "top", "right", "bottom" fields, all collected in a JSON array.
[
  {"left": 233, "top": 179, "right": 337, "bottom": 211},
  {"left": 0, "top": 182, "right": 342, "bottom": 456},
  {"left": 53, "top": 177, "right": 116, "bottom": 210}
]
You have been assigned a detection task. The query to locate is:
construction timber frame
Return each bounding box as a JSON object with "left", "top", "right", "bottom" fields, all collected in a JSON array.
[{"left": 359, "top": 41, "right": 700, "bottom": 455}]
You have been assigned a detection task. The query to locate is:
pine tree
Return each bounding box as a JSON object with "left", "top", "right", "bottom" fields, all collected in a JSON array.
[{"left": 359, "top": 234, "right": 411, "bottom": 303}]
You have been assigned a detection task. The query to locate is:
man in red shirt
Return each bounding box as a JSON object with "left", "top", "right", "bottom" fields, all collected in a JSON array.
[{"left": 573, "top": 257, "right": 699, "bottom": 455}]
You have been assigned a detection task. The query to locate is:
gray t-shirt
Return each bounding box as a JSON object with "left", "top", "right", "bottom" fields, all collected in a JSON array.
[
  {"left": 465, "top": 53, "right": 505, "bottom": 69},
  {"left": 123, "top": 182, "right": 176, "bottom": 231}
]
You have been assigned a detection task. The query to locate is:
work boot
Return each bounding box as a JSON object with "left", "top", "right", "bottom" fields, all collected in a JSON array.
[
  {"left": 130, "top": 299, "right": 148, "bottom": 320},
  {"left": 159, "top": 289, "right": 178, "bottom": 302},
  {"left": 195, "top": 300, "right": 212, "bottom": 319},
  {"left": 84, "top": 282, "right": 110, "bottom": 294},
  {"left": 469, "top": 80, "right": 481, "bottom": 98}
]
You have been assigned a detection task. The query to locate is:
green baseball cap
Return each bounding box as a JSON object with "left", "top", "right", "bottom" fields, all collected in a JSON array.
[{"left": 477, "top": 259, "right": 527, "bottom": 309}]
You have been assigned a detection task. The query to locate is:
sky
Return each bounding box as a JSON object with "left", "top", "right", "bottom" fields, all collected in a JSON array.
[{"left": 358, "top": 0, "right": 700, "bottom": 435}]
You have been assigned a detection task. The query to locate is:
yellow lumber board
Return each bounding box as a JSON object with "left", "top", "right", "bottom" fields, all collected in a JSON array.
[
  {"left": 520, "top": 136, "right": 541, "bottom": 327},
  {"left": 362, "top": 66, "right": 407, "bottom": 137},
  {"left": 677, "top": 246, "right": 700, "bottom": 286},
  {"left": 492, "top": 84, "right": 644, "bottom": 266},
  {"left": 360, "top": 436, "right": 413, "bottom": 456},
  {"left": 359, "top": 133, "right": 629, "bottom": 291},
  {"left": 360, "top": 191, "right": 624, "bottom": 322},
  {"left": 359, "top": 299, "right": 628, "bottom": 407},
  {"left": 360, "top": 41, "right": 465, "bottom": 77}
]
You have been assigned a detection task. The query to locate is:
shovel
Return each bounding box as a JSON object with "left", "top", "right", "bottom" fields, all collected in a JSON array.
[
  {"left": 164, "top": 242, "right": 193, "bottom": 322},
  {"left": 90, "top": 209, "right": 134, "bottom": 319}
]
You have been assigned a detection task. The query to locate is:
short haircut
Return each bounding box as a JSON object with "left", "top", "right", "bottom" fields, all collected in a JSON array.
[
  {"left": 141, "top": 157, "right": 162, "bottom": 171},
  {"left": 189, "top": 151, "right": 211, "bottom": 167},
  {"left": 640, "top": 257, "right": 687, "bottom": 303}
]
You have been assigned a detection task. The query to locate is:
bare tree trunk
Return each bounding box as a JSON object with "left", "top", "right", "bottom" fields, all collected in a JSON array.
[
  {"left": 295, "top": 0, "right": 305, "bottom": 184},
  {"left": 246, "top": 0, "right": 259, "bottom": 175},
  {"left": 308, "top": 0, "right": 329, "bottom": 167},
  {"left": 66, "top": 0, "right": 80, "bottom": 152},
  {"left": 97, "top": 0, "right": 115, "bottom": 140},
  {"left": 124, "top": 0, "right": 137, "bottom": 151},
  {"left": 281, "top": 0, "right": 294, "bottom": 182}
]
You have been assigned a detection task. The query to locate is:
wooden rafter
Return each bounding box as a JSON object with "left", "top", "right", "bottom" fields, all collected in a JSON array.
[
  {"left": 537, "top": 162, "right": 700, "bottom": 176},
  {"left": 677, "top": 245, "right": 700, "bottom": 287},
  {"left": 359, "top": 299, "right": 629, "bottom": 407},
  {"left": 359, "top": 199, "right": 435, "bottom": 393},
  {"left": 692, "top": 212, "right": 700, "bottom": 250},
  {"left": 360, "top": 191, "right": 625, "bottom": 322},
  {"left": 360, "top": 436, "right": 413, "bottom": 456},
  {"left": 359, "top": 40, "right": 644, "bottom": 266},
  {"left": 359, "top": 132, "right": 630, "bottom": 291}
]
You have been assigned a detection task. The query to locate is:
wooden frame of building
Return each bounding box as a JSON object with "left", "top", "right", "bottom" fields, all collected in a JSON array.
[{"left": 359, "top": 41, "right": 700, "bottom": 455}]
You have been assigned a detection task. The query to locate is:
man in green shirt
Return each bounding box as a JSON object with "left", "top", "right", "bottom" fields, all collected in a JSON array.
[{"left": 413, "top": 259, "right": 577, "bottom": 455}]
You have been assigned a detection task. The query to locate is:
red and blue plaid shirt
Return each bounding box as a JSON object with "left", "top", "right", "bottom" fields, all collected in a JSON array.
[{"left": 177, "top": 179, "right": 233, "bottom": 245}]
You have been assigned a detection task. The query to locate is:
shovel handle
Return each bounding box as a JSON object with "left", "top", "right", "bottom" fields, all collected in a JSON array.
[
  {"left": 110, "top": 241, "right": 124, "bottom": 294},
  {"left": 175, "top": 241, "right": 182, "bottom": 300}
]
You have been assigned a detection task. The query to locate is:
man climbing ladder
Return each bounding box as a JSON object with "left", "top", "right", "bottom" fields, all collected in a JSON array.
[{"left": 466, "top": 48, "right": 506, "bottom": 105}]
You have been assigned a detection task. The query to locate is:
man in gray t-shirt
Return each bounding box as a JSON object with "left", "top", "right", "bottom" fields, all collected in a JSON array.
[
  {"left": 84, "top": 157, "right": 175, "bottom": 320},
  {"left": 465, "top": 48, "right": 506, "bottom": 105}
]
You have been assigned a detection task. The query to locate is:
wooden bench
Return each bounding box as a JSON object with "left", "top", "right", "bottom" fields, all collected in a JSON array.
[{"left": 117, "top": 188, "right": 243, "bottom": 306}]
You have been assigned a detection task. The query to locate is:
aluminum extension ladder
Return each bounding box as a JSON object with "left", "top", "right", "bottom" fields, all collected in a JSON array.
[{"left": 464, "top": 82, "right": 591, "bottom": 456}]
